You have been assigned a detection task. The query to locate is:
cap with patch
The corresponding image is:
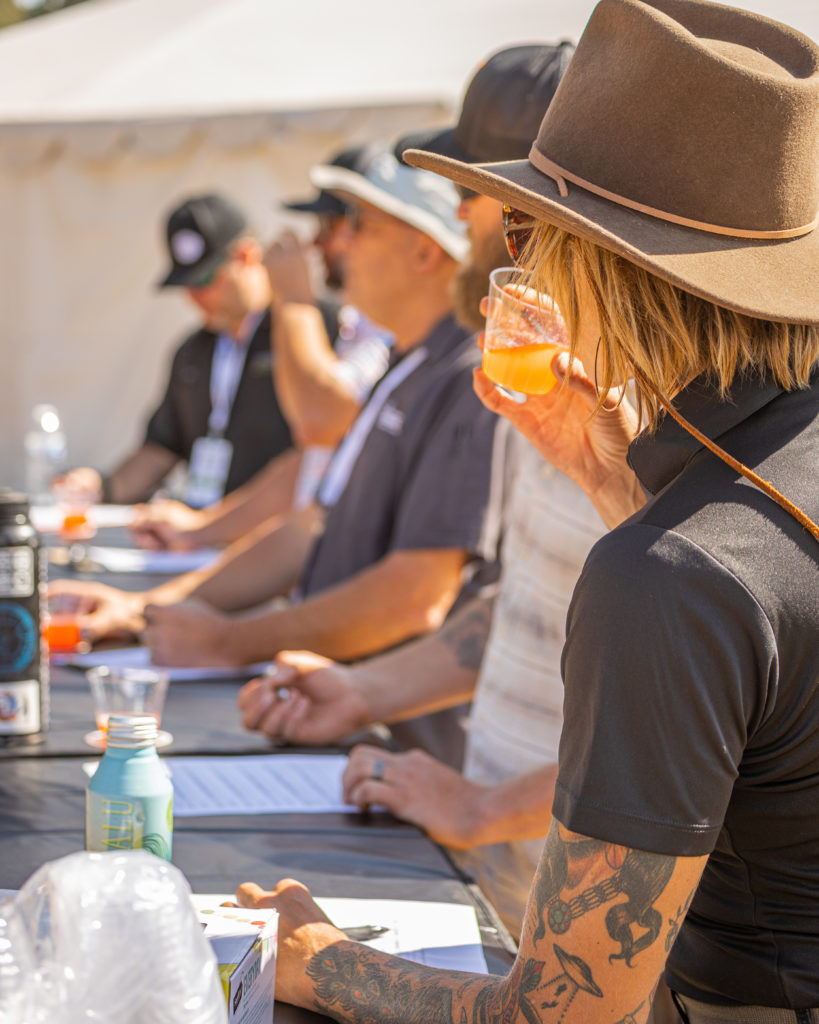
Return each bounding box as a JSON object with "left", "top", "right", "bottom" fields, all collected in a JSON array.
[
  {"left": 310, "top": 148, "right": 468, "bottom": 261},
  {"left": 395, "top": 42, "right": 575, "bottom": 165},
  {"left": 159, "top": 193, "right": 247, "bottom": 288}
]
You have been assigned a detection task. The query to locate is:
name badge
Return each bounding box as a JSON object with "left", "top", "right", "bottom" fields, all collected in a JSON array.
[{"left": 185, "top": 436, "right": 233, "bottom": 508}]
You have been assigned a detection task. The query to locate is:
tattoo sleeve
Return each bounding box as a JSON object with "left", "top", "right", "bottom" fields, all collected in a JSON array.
[{"left": 304, "top": 819, "right": 695, "bottom": 1024}]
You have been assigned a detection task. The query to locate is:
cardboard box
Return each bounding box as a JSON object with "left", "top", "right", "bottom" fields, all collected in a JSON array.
[{"left": 191, "top": 895, "right": 278, "bottom": 1024}]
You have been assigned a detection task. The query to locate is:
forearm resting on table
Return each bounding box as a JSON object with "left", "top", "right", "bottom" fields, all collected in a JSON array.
[
  {"left": 227, "top": 547, "right": 469, "bottom": 666},
  {"left": 272, "top": 302, "right": 360, "bottom": 446},
  {"left": 352, "top": 593, "right": 494, "bottom": 725},
  {"left": 143, "top": 505, "right": 320, "bottom": 615},
  {"left": 269, "top": 819, "right": 707, "bottom": 1024},
  {"left": 468, "top": 763, "right": 559, "bottom": 847}
]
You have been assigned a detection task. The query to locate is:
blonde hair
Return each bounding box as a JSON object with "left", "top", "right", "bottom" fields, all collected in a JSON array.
[{"left": 523, "top": 223, "right": 819, "bottom": 431}]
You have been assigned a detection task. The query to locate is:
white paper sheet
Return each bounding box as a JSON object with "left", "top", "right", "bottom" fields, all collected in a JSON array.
[
  {"left": 54, "top": 644, "right": 270, "bottom": 681},
  {"left": 193, "top": 893, "right": 487, "bottom": 975},
  {"left": 317, "top": 897, "right": 488, "bottom": 973},
  {"left": 167, "top": 754, "right": 354, "bottom": 816},
  {"left": 31, "top": 504, "right": 135, "bottom": 533},
  {"left": 84, "top": 545, "right": 220, "bottom": 574}
]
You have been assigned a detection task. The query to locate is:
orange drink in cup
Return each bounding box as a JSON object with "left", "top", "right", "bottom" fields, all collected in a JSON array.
[
  {"left": 42, "top": 614, "right": 90, "bottom": 655},
  {"left": 483, "top": 267, "right": 568, "bottom": 395}
]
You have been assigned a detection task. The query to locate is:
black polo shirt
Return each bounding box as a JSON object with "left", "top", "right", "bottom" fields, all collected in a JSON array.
[
  {"left": 553, "top": 367, "right": 819, "bottom": 1006},
  {"left": 300, "top": 314, "right": 506, "bottom": 598},
  {"left": 144, "top": 311, "right": 294, "bottom": 495}
]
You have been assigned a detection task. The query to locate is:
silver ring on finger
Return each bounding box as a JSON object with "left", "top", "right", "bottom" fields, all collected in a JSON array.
[{"left": 372, "top": 758, "right": 386, "bottom": 783}]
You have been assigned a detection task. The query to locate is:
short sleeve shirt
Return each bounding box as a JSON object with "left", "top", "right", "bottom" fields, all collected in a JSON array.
[
  {"left": 300, "top": 315, "right": 507, "bottom": 597},
  {"left": 552, "top": 369, "right": 819, "bottom": 1005},
  {"left": 143, "top": 311, "right": 295, "bottom": 495}
]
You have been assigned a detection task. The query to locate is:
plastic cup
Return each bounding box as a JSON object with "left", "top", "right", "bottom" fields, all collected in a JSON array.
[
  {"left": 483, "top": 266, "right": 569, "bottom": 395},
  {"left": 86, "top": 666, "right": 169, "bottom": 744},
  {"left": 42, "top": 614, "right": 90, "bottom": 654}
]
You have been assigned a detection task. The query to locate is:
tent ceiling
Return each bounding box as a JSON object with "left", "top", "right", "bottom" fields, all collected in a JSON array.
[
  {"left": 0, "top": 0, "right": 813, "bottom": 128},
  {"left": 0, "top": 0, "right": 592, "bottom": 123}
]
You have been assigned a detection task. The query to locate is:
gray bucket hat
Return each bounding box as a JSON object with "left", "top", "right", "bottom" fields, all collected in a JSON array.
[{"left": 310, "top": 148, "right": 468, "bottom": 262}]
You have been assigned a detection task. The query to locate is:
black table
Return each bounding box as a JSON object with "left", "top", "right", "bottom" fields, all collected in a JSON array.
[{"left": 2, "top": 526, "right": 516, "bottom": 1019}]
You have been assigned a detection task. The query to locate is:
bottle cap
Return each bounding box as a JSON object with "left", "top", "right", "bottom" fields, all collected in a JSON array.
[
  {"left": 0, "top": 491, "right": 30, "bottom": 520},
  {"left": 106, "top": 714, "right": 158, "bottom": 749}
]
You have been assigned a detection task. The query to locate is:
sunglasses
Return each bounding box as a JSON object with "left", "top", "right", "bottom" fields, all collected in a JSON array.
[
  {"left": 189, "top": 261, "right": 224, "bottom": 290},
  {"left": 502, "top": 205, "right": 537, "bottom": 264}
]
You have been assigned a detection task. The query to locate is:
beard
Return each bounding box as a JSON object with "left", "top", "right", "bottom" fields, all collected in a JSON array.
[
  {"left": 451, "top": 230, "right": 511, "bottom": 333},
  {"left": 324, "top": 259, "right": 344, "bottom": 292}
]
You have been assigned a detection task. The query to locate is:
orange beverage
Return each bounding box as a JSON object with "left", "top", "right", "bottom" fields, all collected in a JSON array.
[
  {"left": 482, "top": 341, "right": 563, "bottom": 394},
  {"left": 60, "top": 509, "right": 95, "bottom": 541},
  {"left": 42, "top": 615, "right": 89, "bottom": 654},
  {"left": 483, "top": 268, "right": 568, "bottom": 395}
]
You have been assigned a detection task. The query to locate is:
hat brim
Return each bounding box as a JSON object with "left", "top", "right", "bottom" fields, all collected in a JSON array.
[
  {"left": 282, "top": 193, "right": 347, "bottom": 216},
  {"left": 403, "top": 149, "right": 819, "bottom": 325},
  {"left": 394, "top": 127, "right": 471, "bottom": 165}
]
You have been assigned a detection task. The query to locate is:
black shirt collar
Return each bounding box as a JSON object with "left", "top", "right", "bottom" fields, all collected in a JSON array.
[
  {"left": 627, "top": 373, "right": 785, "bottom": 496},
  {"left": 387, "top": 314, "right": 468, "bottom": 370}
]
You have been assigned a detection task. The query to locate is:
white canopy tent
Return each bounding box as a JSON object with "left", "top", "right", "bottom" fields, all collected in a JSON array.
[{"left": 0, "top": 0, "right": 816, "bottom": 488}]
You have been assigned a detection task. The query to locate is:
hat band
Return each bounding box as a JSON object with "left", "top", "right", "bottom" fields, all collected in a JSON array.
[{"left": 528, "top": 146, "right": 818, "bottom": 241}]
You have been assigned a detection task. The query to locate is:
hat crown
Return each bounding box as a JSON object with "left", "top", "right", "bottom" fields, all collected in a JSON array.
[
  {"left": 455, "top": 42, "right": 575, "bottom": 162},
  {"left": 160, "top": 193, "right": 247, "bottom": 287},
  {"left": 310, "top": 148, "right": 467, "bottom": 260},
  {"left": 533, "top": 0, "right": 819, "bottom": 234}
]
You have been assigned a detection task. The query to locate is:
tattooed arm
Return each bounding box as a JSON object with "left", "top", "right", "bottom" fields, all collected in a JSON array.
[
  {"left": 237, "top": 818, "right": 707, "bottom": 1024},
  {"left": 238, "top": 594, "right": 494, "bottom": 744}
]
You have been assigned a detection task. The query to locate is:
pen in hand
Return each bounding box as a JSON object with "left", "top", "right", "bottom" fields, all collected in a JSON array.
[{"left": 341, "top": 924, "right": 390, "bottom": 942}]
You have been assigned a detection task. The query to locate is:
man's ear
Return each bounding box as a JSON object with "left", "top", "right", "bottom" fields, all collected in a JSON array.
[
  {"left": 233, "top": 236, "right": 263, "bottom": 265},
  {"left": 410, "top": 233, "right": 448, "bottom": 275}
]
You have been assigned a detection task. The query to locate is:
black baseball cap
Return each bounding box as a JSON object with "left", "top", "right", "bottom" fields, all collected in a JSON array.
[
  {"left": 395, "top": 42, "right": 575, "bottom": 165},
  {"left": 282, "top": 143, "right": 383, "bottom": 216},
  {"left": 158, "top": 193, "right": 248, "bottom": 288}
]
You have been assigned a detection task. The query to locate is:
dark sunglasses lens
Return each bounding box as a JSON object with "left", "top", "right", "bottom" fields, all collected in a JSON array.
[
  {"left": 503, "top": 206, "right": 535, "bottom": 263},
  {"left": 191, "top": 261, "right": 221, "bottom": 288}
]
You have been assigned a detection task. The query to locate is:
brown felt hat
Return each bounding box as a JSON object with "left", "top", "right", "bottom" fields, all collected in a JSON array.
[{"left": 405, "top": 0, "right": 819, "bottom": 325}]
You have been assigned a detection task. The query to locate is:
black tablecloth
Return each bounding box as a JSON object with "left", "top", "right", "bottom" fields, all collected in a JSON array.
[
  {"left": 0, "top": 756, "right": 515, "bottom": 1019},
  {"left": 2, "top": 524, "right": 516, "bottom": 1020}
]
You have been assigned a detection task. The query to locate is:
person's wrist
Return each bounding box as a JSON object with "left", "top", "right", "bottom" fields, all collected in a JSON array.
[
  {"left": 588, "top": 464, "right": 646, "bottom": 528},
  {"left": 353, "top": 667, "right": 393, "bottom": 727},
  {"left": 460, "top": 781, "right": 501, "bottom": 848},
  {"left": 123, "top": 591, "right": 149, "bottom": 636},
  {"left": 228, "top": 612, "right": 274, "bottom": 666}
]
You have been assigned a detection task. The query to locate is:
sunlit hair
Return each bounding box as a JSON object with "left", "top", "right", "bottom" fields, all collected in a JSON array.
[{"left": 521, "top": 222, "right": 819, "bottom": 431}]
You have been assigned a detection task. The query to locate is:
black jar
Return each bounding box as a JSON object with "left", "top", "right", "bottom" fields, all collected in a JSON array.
[{"left": 0, "top": 491, "right": 48, "bottom": 743}]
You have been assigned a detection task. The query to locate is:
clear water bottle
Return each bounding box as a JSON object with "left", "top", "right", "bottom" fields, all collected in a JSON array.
[
  {"left": 24, "top": 404, "right": 67, "bottom": 505},
  {"left": 0, "top": 491, "right": 48, "bottom": 745},
  {"left": 86, "top": 714, "right": 174, "bottom": 860}
]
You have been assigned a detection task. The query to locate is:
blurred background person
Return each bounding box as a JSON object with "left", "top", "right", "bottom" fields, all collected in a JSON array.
[
  {"left": 57, "top": 193, "right": 307, "bottom": 507},
  {"left": 131, "top": 146, "right": 393, "bottom": 552},
  {"left": 50, "top": 153, "right": 509, "bottom": 729}
]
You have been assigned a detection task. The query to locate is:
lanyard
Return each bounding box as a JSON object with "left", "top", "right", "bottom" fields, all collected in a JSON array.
[
  {"left": 318, "top": 346, "right": 428, "bottom": 508},
  {"left": 207, "top": 314, "right": 261, "bottom": 437}
]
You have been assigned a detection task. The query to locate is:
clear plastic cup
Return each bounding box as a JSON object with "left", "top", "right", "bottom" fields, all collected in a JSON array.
[
  {"left": 86, "top": 666, "right": 170, "bottom": 748},
  {"left": 483, "top": 266, "right": 569, "bottom": 395}
]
